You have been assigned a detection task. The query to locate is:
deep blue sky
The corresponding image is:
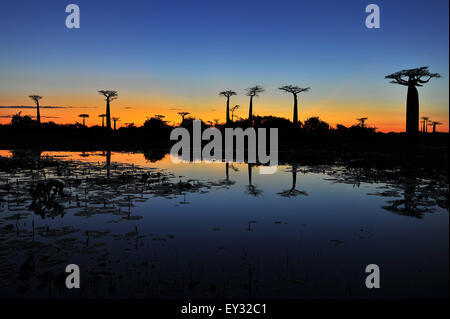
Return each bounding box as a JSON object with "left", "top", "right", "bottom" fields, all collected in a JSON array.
[{"left": 0, "top": 0, "right": 448, "bottom": 130}]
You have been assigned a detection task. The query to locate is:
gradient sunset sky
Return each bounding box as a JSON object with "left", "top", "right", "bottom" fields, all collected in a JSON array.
[{"left": 0, "top": 0, "right": 448, "bottom": 132}]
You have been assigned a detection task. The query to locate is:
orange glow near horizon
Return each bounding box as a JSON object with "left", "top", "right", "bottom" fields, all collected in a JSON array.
[{"left": 0, "top": 94, "right": 448, "bottom": 133}]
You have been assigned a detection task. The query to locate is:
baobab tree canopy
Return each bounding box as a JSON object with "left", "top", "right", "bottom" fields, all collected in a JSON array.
[
  {"left": 385, "top": 66, "right": 441, "bottom": 87},
  {"left": 278, "top": 85, "right": 310, "bottom": 94},
  {"left": 246, "top": 85, "right": 265, "bottom": 97},
  {"left": 28, "top": 95, "right": 43, "bottom": 103},
  {"left": 98, "top": 90, "right": 118, "bottom": 130},
  {"left": 385, "top": 67, "right": 440, "bottom": 136},
  {"left": 219, "top": 90, "right": 236, "bottom": 98}
]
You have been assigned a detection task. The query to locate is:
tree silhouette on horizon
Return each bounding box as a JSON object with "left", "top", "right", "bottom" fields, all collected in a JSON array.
[
  {"left": 279, "top": 85, "right": 310, "bottom": 126},
  {"left": 385, "top": 67, "right": 440, "bottom": 136},
  {"left": 245, "top": 85, "right": 265, "bottom": 123},
  {"left": 420, "top": 116, "right": 429, "bottom": 133},
  {"left": 98, "top": 90, "right": 118, "bottom": 130},
  {"left": 78, "top": 114, "right": 89, "bottom": 126},
  {"left": 99, "top": 114, "right": 106, "bottom": 127},
  {"left": 219, "top": 90, "right": 236, "bottom": 124},
  {"left": 178, "top": 112, "right": 190, "bottom": 124},
  {"left": 429, "top": 121, "right": 442, "bottom": 133},
  {"left": 230, "top": 105, "right": 240, "bottom": 122},
  {"left": 28, "top": 95, "right": 43, "bottom": 125},
  {"left": 357, "top": 117, "right": 368, "bottom": 128},
  {"left": 112, "top": 117, "right": 120, "bottom": 130}
]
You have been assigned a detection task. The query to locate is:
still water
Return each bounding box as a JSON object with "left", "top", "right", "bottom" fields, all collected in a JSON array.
[{"left": 0, "top": 150, "right": 448, "bottom": 298}]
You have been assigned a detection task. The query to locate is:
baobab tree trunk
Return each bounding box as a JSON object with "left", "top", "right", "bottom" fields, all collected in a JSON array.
[
  {"left": 406, "top": 84, "right": 419, "bottom": 135},
  {"left": 106, "top": 98, "right": 111, "bottom": 129},
  {"left": 225, "top": 162, "right": 229, "bottom": 181},
  {"left": 36, "top": 101, "right": 41, "bottom": 125},
  {"left": 249, "top": 96, "right": 253, "bottom": 122},
  {"left": 83, "top": 118, "right": 86, "bottom": 126},
  {"left": 432, "top": 123, "right": 436, "bottom": 133},
  {"left": 226, "top": 97, "right": 230, "bottom": 124},
  {"left": 293, "top": 93, "right": 298, "bottom": 125},
  {"left": 291, "top": 166, "right": 297, "bottom": 191}
]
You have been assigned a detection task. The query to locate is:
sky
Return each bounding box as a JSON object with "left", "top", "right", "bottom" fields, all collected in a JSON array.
[{"left": 0, "top": 0, "right": 448, "bottom": 132}]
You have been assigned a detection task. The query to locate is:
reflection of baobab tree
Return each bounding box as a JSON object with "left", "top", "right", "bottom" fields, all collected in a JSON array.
[
  {"left": 105, "top": 150, "right": 111, "bottom": 178},
  {"left": 278, "top": 164, "right": 308, "bottom": 197},
  {"left": 219, "top": 162, "right": 236, "bottom": 186},
  {"left": 385, "top": 67, "right": 440, "bottom": 135},
  {"left": 382, "top": 172, "right": 434, "bottom": 219},
  {"left": 278, "top": 85, "right": 310, "bottom": 126},
  {"left": 246, "top": 163, "right": 262, "bottom": 197}
]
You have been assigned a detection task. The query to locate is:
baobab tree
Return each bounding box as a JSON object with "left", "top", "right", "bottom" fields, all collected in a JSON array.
[
  {"left": 219, "top": 90, "right": 236, "bottom": 124},
  {"left": 230, "top": 105, "right": 240, "bottom": 122},
  {"left": 78, "top": 114, "right": 89, "bottom": 126},
  {"left": 98, "top": 114, "right": 106, "bottom": 127},
  {"left": 112, "top": 117, "right": 120, "bottom": 130},
  {"left": 178, "top": 112, "right": 190, "bottom": 124},
  {"left": 245, "top": 85, "right": 265, "bottom": 122},
  {"left": 98, "top": 90, "right": 118, "bottom": 130},
  {"left": 28, "top": 95, "right": 43, "bottom": 124},
  {"left": 428, "top": 121, "right": 442, "bottom": 133},
  {"left": 420, "top": 116, "right": 429, "bottom": 133},
  {"left": 278, "top": 85, "right": 310, "bottom": 126},
  {"left": 385, "top": 67, "right": 440, "bottom": 135},
  {"left": 357, "top": 117, "right": 368, "bottom": 128}
]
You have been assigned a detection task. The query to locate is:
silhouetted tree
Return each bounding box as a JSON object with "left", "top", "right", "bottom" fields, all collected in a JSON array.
[
  {"left": 429, "top": 121, "right": 442, "bottom": 133},
  {"left": 278, "top": 85, "right": 310, "bottom": 126},
  {"left": 230, "top": 105, "right": 240, "bottom": 122},
  {"left": 219, "top": 90, "right": 236, "bottom": 124},
  {"left": 10, "top": 112, "right": 35, "bottom": 127},
  {"left": 178, "top": 112, "right": 190, "bottom": 124},
  {"left": 357, "top": 117, "right": 368, "bottom": 128},
  {"left": 420, "top": 116, "right": 429, "bottom": 133},
  {"left": 385, "top": 67, "right": 440, "bottom": 135},
  {"left": 99, "top": 114, "right": 106, "bottom": 127},
  {"left": 245, "top": 85, "right": 265, "bottom": 122},
  {"left": 78, "top": 114, "right": 89, "bottom": 126},
  {"left": 112, "top": 117, "right": 120, "bottom": 130},
  {"left": 98, "top": 90, "right": 118, "bottom": 130},
  {"left": 303, "top": 116, "right": 329, "bottom": 133},
  {"left": 28, "top": 95, "right": 43, "bottom": 125}
]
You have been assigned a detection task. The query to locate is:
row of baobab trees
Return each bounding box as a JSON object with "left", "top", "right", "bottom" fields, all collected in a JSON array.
[{"left": 26, "top": 66, "right": 442, "bottom": 134}]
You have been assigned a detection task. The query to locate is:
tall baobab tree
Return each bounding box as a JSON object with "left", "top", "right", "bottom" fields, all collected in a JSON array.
[
  {"left": 230, "top": 105, "right": 240, "bottom": 122},
  {"left": 78, "top": 114, "right": 89, "bottom": 126},
  {"left": 219, "top": 90, "right": 236, "bottom": 124},
  {"left": 357, "top": 117, "right": 368, "bottom": 128},
  {"left": 178, "top": 112, "right": 190, "bottom": 124},
  {"left": 99, "top": 114, "right": 106, "bottom": 127},
  {"left": 112, "top": 117, "right": 120, "bottom": 130},
  {"left": 28, "top": 95, "right": 43, "bottom": 125},
  {"left": 420, "top": 116, "right": 429, "bottom": 133},
  {"left": 429, "top": 121, "right": 442, "bottom": 133},
  {"left": 98, "top": 90, "right": 118, "bottom": 130},
  {"left": 278, "top": 85, "right": 310, "bottom": 126},
  {"left": 245, "top": 85, "right": 265, "bottom": 122},
  {"left": 385, "top": 67, "right": 440, "bottom": 135}
]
